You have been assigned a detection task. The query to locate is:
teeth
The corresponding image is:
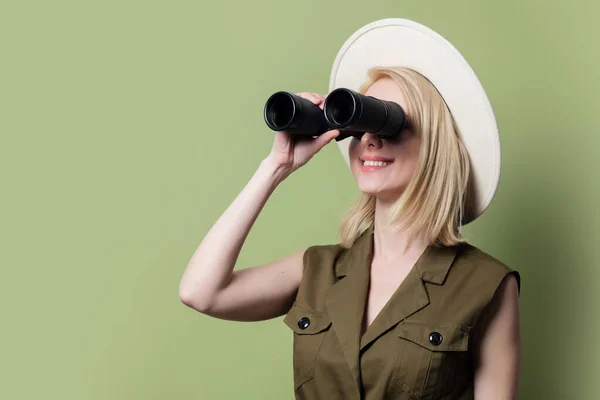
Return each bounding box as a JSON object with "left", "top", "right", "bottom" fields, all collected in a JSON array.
[{"left": 363, "top": 160, "right": 389, "bottom": 167}]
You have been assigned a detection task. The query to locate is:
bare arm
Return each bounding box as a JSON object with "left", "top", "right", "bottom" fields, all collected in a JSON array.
[
  {"left": 179, "top": 92, "right": 339, "bottom": 322},
  {"left": 179, "top": 158, "right": 304, "bottom": 321},
  {"left": 472, "top": 274, "right": 521, "bottom": 399},
  {"left": 197, "top": 247, "right": 308, "bottom": 321}
]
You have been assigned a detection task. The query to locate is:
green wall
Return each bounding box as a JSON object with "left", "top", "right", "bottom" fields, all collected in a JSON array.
[{"left": 2, "top": 0, "right": 599, "bottom": 398}]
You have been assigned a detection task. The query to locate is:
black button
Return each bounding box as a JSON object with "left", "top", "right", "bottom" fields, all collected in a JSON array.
[
  {"left": 297, "top": 317, "right": 310, "bottom": 330},
  {"left": 429, "top": 331, "right": 443, "bottom": 346}
]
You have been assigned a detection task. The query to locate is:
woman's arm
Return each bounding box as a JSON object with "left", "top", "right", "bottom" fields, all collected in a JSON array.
[
  {"left": 179, "top": 92, "right": 338, "bottom": 321},
  {"left": 178, "top": 158, "right": 304, "bottom": 321},
  {"left": 472, "top": 274, "right": 522, "bottom": 399}
]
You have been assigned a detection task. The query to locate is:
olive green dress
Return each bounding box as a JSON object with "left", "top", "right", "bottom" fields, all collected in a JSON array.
[{"left": 283, "top": 225, "right": 521, "bottom": 399}]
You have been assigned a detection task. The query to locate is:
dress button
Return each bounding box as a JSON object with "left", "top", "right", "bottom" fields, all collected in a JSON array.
[
  {"left": 297, "top": 317, "right": 310, "bottom": 330},
  {"left": 429, "top": 331, "right": 443, "bottom": 346}
]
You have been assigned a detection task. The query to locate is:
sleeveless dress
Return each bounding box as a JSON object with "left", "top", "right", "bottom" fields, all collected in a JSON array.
[{"left": 283, "top": 225, "right": 521, "bottom": 399}]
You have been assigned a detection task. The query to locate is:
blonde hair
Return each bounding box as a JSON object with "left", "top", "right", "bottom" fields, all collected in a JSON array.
[{"left": 338, "top": 66, "right": 472, "bottom": 248}]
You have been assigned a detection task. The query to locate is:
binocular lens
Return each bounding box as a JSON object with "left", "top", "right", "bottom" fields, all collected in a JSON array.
[
  {"left": 265, "top": 92, "right": 295, "bottom": 130},
  {"left": 263, "top": 91, "right": 329, "bottom": 136},
  {"left": 326, "top": 90, "right": 355, "bottom": 126}
]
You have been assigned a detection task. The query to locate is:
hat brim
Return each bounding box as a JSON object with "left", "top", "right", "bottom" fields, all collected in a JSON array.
[{"left": 329, "top": 18, "right": 501, "bottom": 225}]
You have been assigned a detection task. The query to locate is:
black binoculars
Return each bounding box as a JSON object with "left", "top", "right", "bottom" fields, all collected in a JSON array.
[{"left": 263, "top": 88, "right": 407, "bottom": 142}]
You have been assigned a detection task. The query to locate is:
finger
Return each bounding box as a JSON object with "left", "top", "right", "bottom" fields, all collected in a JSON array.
[
  {"left": 306, "top": 92, "right": 325, "bottom": 105},
  {"left": 318, "top": 94, "right": 328, "bottom": 109},
  {"left": 296, "top": 92, "right": 321, "bottom": 105},
  {"left": 312, "top": 130, "right": 339, "bottom": 151}
]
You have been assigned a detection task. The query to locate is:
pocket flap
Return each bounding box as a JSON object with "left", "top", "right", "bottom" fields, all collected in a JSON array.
[
  {"left": 283, "top": 302, "right": 332, "bottom": 335},
  {"left": 397, "top": 319, "right": 470, "bottom": 351}
]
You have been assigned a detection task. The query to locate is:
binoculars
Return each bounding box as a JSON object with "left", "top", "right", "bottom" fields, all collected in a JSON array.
[{"left": 263, "top": 88, "right": 407, "bottom": 142}]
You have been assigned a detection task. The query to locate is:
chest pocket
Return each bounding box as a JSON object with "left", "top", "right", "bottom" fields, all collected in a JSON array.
[
  {"left": 283, "top": 302, "right": 333, "bottom": 391},
  {"left": 392, "top": 319, "right": 471, "bottom": 399}
]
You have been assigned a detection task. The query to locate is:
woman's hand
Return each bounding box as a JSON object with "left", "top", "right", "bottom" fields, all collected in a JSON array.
[{"left": 264, "top": 92, "right": 339, "bottom": 176}]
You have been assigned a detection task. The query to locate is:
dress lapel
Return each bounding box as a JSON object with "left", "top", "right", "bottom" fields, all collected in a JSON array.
[
  {"left": 359, "top": 232, "right": 461, "bottom": 351},
  {"left": 324, "top": 226, "right": 373, "bottom": 394},
  {"left": 324, "top": 223, "right": 462, "bottom": 390},
  {"left": 359, "top": 260, "right": 430, "bottom": 351}
]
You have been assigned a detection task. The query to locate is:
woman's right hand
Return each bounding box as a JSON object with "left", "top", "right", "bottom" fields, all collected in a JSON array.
[{"left": 264, "top": 92, "right": 340, "bottom": 176}]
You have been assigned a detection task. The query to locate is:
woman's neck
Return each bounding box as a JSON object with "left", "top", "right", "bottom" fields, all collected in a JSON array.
[{"left": 372, "top": 197, "right": 429, "bottom": 264}]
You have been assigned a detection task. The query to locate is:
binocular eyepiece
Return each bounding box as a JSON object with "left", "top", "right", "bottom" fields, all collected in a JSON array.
[{"left": 263, "top": 88, "right": 407, "bottom": 141}]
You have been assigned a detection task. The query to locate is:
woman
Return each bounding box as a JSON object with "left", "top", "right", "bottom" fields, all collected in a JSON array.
[{"left": 180, "top": 19, "right": 521, "bottom": 400}]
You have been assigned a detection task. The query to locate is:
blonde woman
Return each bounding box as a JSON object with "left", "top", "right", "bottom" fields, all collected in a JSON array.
[{"left": 180, "top": 19, "right": 521, "bottom": 400}]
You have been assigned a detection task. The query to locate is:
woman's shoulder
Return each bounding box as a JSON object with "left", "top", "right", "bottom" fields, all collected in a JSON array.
[
  {"left": 293, "top": 243, "right": 349, "bottom": 309},
  {"left": 302, "top": 243, "right": 347, "bottom": 270},
  {"left": 454, "top": 241, "right": 521, "bottom": 294},
  {"left": 457, "top": 242, "right": 512, "bottom": 271}
]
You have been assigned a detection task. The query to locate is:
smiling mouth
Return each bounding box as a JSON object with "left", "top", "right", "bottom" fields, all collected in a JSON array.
[
  {"left": 362, "top": 160, "right": 391, "bottom": 167},
  {"left": 360, "top": 159, "right": 394, "bottom": 171}
]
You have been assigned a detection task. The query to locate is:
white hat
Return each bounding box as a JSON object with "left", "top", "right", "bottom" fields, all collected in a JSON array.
[{"left": 329, "top": 18, "right": 501, "bottom": 225}]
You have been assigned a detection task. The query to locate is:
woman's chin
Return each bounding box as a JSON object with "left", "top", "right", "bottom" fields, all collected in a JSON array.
[
  {"left": 357, "top": 179, "right": 388, "bottom": 194},
  {"left": 358, "top": 185, "right": 386, "bottom": 197},
  {"left": 358, "top": 185, "right": 403, "bottom": 202}
]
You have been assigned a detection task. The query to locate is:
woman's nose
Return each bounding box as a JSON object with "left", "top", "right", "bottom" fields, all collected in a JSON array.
[{"left": 361, "top": 132, "right": 383, "bottom": 149}]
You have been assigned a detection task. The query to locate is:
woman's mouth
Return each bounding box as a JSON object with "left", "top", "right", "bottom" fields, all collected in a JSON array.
[{"left": 361, "top": 159, "right": 393, "bottom": 172}]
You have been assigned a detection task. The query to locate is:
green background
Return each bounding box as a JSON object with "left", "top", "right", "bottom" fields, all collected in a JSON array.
[{"left": 2, "top": 0, "right": 598, "bottom": 398}]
